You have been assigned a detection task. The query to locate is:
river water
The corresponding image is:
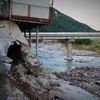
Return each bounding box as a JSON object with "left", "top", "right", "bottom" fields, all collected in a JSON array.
[{"left": 31, "top": 43, "right": 100, "bottom": 72}]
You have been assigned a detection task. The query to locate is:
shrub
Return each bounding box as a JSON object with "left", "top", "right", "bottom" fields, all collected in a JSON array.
[
  {"left": 57, "top": 39, "right": 66, "bottom": 43},
  {"left": 0, "top": 69, "right": 3, "bottom": 75},
  {"left": 75, "top": 39, "right": 92, "bottom": 45}
]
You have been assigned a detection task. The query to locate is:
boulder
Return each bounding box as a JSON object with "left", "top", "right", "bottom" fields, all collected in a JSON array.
[{"left": 1, "top": 56, "right": 13, "bottom": 63}]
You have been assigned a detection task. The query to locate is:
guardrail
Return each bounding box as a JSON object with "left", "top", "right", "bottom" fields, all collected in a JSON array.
[{"left": 25, "top": 32, "right": 100, "bottom": 39}]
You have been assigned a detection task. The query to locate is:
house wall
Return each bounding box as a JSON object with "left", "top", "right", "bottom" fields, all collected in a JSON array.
[{"left": 11, "top": 0, "right": 50, "bottom": 19}]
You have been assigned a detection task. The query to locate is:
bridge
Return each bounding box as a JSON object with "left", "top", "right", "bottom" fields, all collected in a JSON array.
[
  {"left": 26, "top": 32, "right": 100, "bottom": 39},
  {"left": 26, "top": 32, "right": 100, "bottom": 60}
]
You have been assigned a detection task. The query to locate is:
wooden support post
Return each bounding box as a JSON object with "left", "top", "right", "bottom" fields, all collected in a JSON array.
[
  {"left": 29, "top": 28, "right": 31, "bottom": 48},
  {"left": 36, "top": 25, "right": 39, "bottom": 55},
  {"left": 24, "top": 30, "right": 26, "bottom": 38}
]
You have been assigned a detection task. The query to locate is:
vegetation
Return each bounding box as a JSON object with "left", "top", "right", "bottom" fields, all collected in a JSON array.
[
  {"left": 31, "top": 8, "right": 97, "bottom": 46},
  {"left": 73, "top": 40, "right": 100, "bottom": 53},
  {"left": 32, "top": 8, "right": 96, "bottom": 32},
  {"left": 31, "top": 8, "right": 98, "bottom": 46},
  {"left": 90, "top": 40, "right": 100, "bottom": 52},
  {"left": 58, "top": 39, "right": 92, "bottom": 45},
  {"left": 58, "top": 39, "right": 66, "bottom": 43},
  {"left": 0, "top": 36, "right": 3, "bottom": 38},
  {"left": 0, "top": 68, "right": 3, "bottom": 74},
  {"left": 57, "top": 39, "right": 100, "bottom": 53},
  {"left": 75, "top": 39, "right": 92, "bottom": 45}
]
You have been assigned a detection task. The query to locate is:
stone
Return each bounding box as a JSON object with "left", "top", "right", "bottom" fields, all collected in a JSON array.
[
  {"left": 1, "top": 41, "right": 100, "bottom": 100},
  {"left": 49, "top": 90, "right": 75, "bottom": 100},
  {"left": 2, "top": 62, "right": 12, "bottom": 72},
  {"left": 36, "top": 76, "right": 48, "bottom": 87},
  {"left": 49, "top": 73, "right": 58, "bottom": 79},
  {"left": 16, "top": 64, "right": 28, "bottom": 74},
  {"left": 75, "top": 59, "right": 87, "bottom": 62},
  {"left": 1, "top": 56, "right": 13, "bottom": 63},
  {"left": 15, "top": 64, "right": 28, "bottom": 82},
  {"left": 95, "top": 81, "right": 100, "bottom": 85},
  {"left": 6, "top": 97, "right": 15, "bottom": 100},
  {"left": 14, "top": 88, "right": 29, "bottom": 100}
]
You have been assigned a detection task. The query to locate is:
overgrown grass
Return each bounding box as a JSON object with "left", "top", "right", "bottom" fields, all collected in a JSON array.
[
  {"left": 58, "top": 39, "right": 100, "bottom": 53},
  {"left": 0, "top": 69, "right": 3, "bottom": 74},
  {"left": 73, "top": 39, "right": 100, "bottom": 52},
  {"left": 90, "top": 40, "right": 100, "bottom": 52},
  {"left": 0, "top": 36, "right": 3, "bottom": 38},
  {"left": 75, "top": 39, "right": 92, "bottom": 45}
]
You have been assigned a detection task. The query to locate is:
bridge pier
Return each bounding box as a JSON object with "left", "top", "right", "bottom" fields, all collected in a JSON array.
[{"left": 65, "top": 38, "right": 75, "bottom": 61}]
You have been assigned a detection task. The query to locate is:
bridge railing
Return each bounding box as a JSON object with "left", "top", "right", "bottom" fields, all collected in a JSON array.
[{"left": 25, "top": 32, "right": 100, "bottom": 39}]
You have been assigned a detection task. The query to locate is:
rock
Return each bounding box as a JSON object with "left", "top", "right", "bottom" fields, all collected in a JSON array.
[
  {"left": 49, "top": 73, "right": 58, "bottom": 80},
  {"left": 49, "top": 90, "right": 71, "bottom": 100},
  {"left": 2, "top": 62, "right": 12, "bottom": 72},
  {"left": 15, "top": 64, "right": 28, "bottom": 82},
  {"left": 95, "top": 81, "right": 100, "bottom": 85},
  {"left": 94, "top": 90, "right": 100, "bottom": 98},
  {"left": 5, "top": 80, "right": 29, "bottom": 100},
  {"left": 16, "top": 64, "right": 28, "bottom": 74},
  {"left": 1, "top": 56, "right": 13, "bottom": 63},
  {"left": 36, "top": 76, "right": 48, "bottom": 87},
  {"left": 1, "top": 41, "right": 100, "bottom": 100},
  {"left": 20, "top": 44, "right": 37, "bottom": 67},
  {"left": 53, "top": 67, "right": 100, "bottom": 98},
  {"left": 21, "top": 43, "right": 36, "bottom": 64},
  {"left": 6, "top": 97, "right": 15, "bottom": 100},
  {"left": 0, "top": 56, "right": 12, "bottom": 72},
  {"left": 14, "top": 88, "right": 29, "bottom": 100},
  {"left": 0, "top": 88, "right": 8, "bottom": 100},
  {"left": 75, "top": 59, "right": 87, "bottom": 62}
]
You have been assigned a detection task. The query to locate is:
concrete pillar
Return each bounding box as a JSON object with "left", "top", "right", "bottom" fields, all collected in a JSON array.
[
  {"left": 65, "top": 39, "right": 75, "bottom": 61},
  {"left": 66, "top": 41, "right": 73, "bottom": 60}
]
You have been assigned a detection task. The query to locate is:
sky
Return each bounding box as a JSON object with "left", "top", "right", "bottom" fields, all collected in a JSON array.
[{"left": 53, "top": 0, "right": 100, "bottom": 31}]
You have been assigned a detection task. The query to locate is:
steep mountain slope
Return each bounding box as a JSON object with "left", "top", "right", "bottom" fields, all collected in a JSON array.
[{"left": 33, "top": 8, "right": 96, "bottom": 32}]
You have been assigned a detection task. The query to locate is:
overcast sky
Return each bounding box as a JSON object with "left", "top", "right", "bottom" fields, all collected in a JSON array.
[{"left": 53, "top": 0, "right": 100, "bottom": 31}]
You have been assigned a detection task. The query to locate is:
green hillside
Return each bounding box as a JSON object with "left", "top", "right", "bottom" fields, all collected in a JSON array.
[{"left": 32, "top": 8, "right": 96, "bottom": 32}]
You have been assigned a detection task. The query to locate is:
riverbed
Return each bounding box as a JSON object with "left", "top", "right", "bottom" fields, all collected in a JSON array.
[
  {"left": 31, "top": 42, "right": 100, "bottom": 98},
  {"left": 31, "top": 43, "right": 100, "bottom": 72}
]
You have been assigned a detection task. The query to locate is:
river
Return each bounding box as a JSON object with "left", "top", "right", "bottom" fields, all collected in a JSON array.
[{"left": 31, "top": 42, "right": 100, "bottom": 72}]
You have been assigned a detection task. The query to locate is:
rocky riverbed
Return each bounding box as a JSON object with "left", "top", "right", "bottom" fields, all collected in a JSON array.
[
  {"left": 37, "top": 42, "right": 100, "bottom": 58},
  {"left": 0, "top": 42, "right": 100, "bottom": 100},
  {"left": 53, "top": 66, "right": 100, "bottom": 98}
]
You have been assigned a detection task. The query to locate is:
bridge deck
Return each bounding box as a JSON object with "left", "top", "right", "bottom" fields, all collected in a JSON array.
[{"left": 26, "top": 32, "right": 100, "bottom": 39}]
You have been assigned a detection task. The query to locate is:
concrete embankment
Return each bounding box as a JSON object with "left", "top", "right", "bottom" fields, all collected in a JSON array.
[{"left": 0, "top": 39, "right": 100, "bottom": 100}]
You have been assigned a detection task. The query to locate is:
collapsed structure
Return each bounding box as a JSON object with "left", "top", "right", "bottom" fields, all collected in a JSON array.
[
  {"left": 0, "top": 0, "right": 53, "bottom": 60},
  {"left": 0, "top": 1, "right": 100, "bottom": 100}
]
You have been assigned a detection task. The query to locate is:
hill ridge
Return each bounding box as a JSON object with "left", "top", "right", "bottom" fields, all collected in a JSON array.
[{"left": 32, "top": 8, "right": 96, "bottom": 32}]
